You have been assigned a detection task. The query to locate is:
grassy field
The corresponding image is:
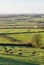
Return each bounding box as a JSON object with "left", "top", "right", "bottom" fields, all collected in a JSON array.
[
  {"left": 0, "top": 15, "right": 44, "bottom": 65},
  {"left": 0, "top": 29, "right": 44, "bottom": 45},
  {"left": 5, "top": 32, "right": 44, "bottom": 45},
  {"left": 0, "top": 28, "right": 44, "bottom": 65},
  {"left": 0, "top": 28, "right": 44, "bottom": 33},
  {"left": 0, "top": 57, "right": 38, "bottom": 65},
  {"left": 0, "top": 46, "right": 44, "bottom": 65}
]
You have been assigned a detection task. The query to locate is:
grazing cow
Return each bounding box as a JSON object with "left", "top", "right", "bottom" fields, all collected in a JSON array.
[
  {"left": 4, "top": 50, "right": 9, "bottom": 55},
  {"left": 32, "top": 51, "right": 36, "bottom": 54},
  {"left": 19, "top": 49, "right": 22, "bottom": 51},
  {"left": 9, "top": 49, "right": 12, "bottom": 51},
  {"left": 5, "top": 47, "right": 7, "bottom": 50},
  {"left": 5, "top": 50, "right": 9, "bottom": 52},
  {"left": 19, "top": 53, "right": 22, "bottom": 56},
  {"left": 10, "top": 52, "right": 13, "bottom": 54},
  {"left": 4, "top": 48, "right": 9, "bottom": 53}
]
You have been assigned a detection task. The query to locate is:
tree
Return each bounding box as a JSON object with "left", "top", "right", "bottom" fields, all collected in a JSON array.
[{"left": 32, "top": 34, "right": 41, "bottom": 48}]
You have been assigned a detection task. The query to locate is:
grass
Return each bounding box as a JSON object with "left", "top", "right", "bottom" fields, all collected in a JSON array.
[
  {"left": 0, "top": 28, "right": 44, "bottom": 65},
  {"left": 0, "top": 46, "right": 44, "bottom": 65},
  {"left": 0, "top": 16, "right": 44, "bottom": 65},
  {"left": 0, "top": 29, "right": 28, "bottom": 33},
  {"left": 6, "top": 33, "right": 34, "bottom": 42},
  {"left": 0, "top": 29, "right": 44, "bottom": 45},
  {"left": 5, "top": 32, "right": 44, "bottom": 45},
  {"left": 0, "top": 57, "right": 39, "bottom": 65},
  {"left": 0, "top": 35, "right": 15, "bottom": 43},
  {"left": 0, "top": 36, "right": 13, "bottom": 43},
  {"left": 0, "top": 28, "right": 43, "bottom": 33}
]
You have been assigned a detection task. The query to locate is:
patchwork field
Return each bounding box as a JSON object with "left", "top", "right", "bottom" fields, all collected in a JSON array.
[
  {"left": 0, "top": 14, "right": 44, "bottom": 65},
  {"left": 0, "top": 29, "right": 44, "bottom": 45},
  {"left": 0, "top": 28, "right": 44, "bottom": 65}
]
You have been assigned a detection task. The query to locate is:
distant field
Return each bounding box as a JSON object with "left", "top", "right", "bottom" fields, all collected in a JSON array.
[
  {"left": 0, "top": 29, "right": 28, "bottom": 33},
  {"left": 0, "top": 29, "right": 44, "bottom": 33}
]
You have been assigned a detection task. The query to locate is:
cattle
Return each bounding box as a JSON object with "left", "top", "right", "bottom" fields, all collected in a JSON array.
[
  {"left": 32, "top": 51, "right": 36, "bottom": 54},
  {"left": 9, "top": 49, "right": 12, "bottom": 51},
  {"left": 10, "top": 52, "right": 13, "bottom": 54},
  {"left": 19, "top": 49, "right": 22, "bottom": 51},
  {"left": 5, "top": 47, "right": 7, "bottom": 50},
  {"left": 19, "top": 53, "right": 22, "bottom": 56},
  {"left": 5, "top": 50, "right": 9, "bottom": 52}
]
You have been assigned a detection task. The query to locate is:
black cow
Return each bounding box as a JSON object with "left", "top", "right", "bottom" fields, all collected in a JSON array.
[
  {"left": 32, "top": 51, "right": 36, "bottom": 54},
  {"left": 19, "top": 53, "right": 22, "bottom": 56}
]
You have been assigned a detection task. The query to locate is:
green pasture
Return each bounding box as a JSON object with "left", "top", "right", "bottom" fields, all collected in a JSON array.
[
  {"left": 0, "top": 46, "right": 44, "bottom": 65},
  {"left": 0, "top": 29, "right": 43, "bottom": 33},
  {"left": 6, "top": 32, "right": 44, "bottom": 45},
  {"left": 0, "top": 57, "right": 38, "bottom": 65},
  {"left": 0, "top": 15, "right": 44, "bottom": 65},
  {"left": 0, "top": 29, "right": 44, "bottom": 46},
  {"left": 0, "top": 36, "right": 14, "bottom": 43},
  {"left": 0, "top": 28, "right": 44, "bottom": 65}
]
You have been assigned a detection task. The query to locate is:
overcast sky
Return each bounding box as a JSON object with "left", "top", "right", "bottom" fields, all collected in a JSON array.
[{"left": 0, "top": 0, "right": 44, "bottom": 14}]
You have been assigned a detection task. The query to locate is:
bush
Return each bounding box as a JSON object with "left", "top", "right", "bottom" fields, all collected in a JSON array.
[{"left": 32, "top": 34, "right": 41, "bottom": 48}]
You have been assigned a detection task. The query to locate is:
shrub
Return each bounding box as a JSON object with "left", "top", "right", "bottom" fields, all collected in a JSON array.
[{"left": 32, "top": 34, "right": 41, "bottom": 48}]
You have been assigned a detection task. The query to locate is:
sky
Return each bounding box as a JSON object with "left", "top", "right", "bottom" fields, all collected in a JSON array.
[{"left": 0, "top": 0, "right": 44, "bottom": 14}]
